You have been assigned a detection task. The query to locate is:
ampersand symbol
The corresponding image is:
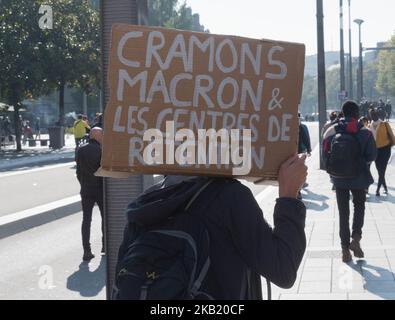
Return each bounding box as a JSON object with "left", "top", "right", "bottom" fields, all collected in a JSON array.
[{"left": 268, "top": 88, "right": 284, "bottom": 111}]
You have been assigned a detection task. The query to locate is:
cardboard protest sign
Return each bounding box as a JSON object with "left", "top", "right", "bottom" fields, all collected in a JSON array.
[{"left": 100, "top": 24, "right": 305, "bottom": 183}]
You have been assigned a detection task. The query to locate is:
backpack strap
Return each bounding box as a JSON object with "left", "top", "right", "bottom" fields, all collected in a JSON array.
[{"left": 184, "top": 179, "right": 213, "bottom": 211}]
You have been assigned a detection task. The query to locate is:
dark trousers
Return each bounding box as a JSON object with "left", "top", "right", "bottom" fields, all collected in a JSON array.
[
  {"left": 81, "top": 195, "right": 104, "bottom": 251},
  {"left": 375, "top": 145, "right": 391, "bottom": 192},
  {"left": 336, "top": 188, "right": 366, "bottom": 249}
]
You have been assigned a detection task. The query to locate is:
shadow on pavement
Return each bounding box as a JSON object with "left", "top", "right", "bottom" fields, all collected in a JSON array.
[
  {"left": 366, "top": 193, "right": 395, "bottom": 204},
  {"left": 301, "top": 189, "right": 329, "bottom": 212},
  {"left": 67, "top": 256, "right": 106, "bottom": 297},
  {"left": 346, "top": 260, "right": 395, "bottom": 299}
]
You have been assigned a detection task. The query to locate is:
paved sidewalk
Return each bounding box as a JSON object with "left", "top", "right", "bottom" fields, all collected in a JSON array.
[
  {"left": 258, "top": 141, "right": 395, "bottom": 300},
  {"left": 0, "top": 134, "right": 75, "bottom": 171}
]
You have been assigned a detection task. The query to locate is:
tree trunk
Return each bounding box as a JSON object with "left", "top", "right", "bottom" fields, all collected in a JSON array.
[
  {"left": 11, "top": 91, "right": 22, "bottom": 151},
  {"left": 58, "top": 82, "right": 65, "bottom": 125}
]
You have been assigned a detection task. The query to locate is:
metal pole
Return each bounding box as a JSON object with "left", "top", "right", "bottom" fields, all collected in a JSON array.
[
  {"left": 359, "top": 26, "right": 364, "bottom": 98},
  {"left": 339, "top": 0, "right": 346, "bottom": 94},
  {"left": 359, "top": 25, "right": 364, "bottom": 100},
  {"left": 317, "top": 0, "right": 327, "bottom": 170},
  {"left": 348, "top": 0, "right": 353, "bottom": 99},
  {"left": 354, "top": 19, "right": 364, "bottom": 102}
]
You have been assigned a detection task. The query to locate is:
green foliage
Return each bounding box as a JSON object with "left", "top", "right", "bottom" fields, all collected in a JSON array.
[
  {"left": 300, "top": 75, "right": 318, "bottom": 115},
  {"left": 363, "top": 61, "right": 380, "bottom": 100},
  {"left": 0, "top": 0, "right": 47, "bottom": 103},
  {"left": 37, "top": 0, "right": 100, "bottom": 94},
  {"left": 148, "top": 0, "right": 178, "bottom": 28},
  {"left": 148, "top": 0, "right": 207, "bottom": 32},
  {"left": 376, "top": 36, "right": 395, "bottom": 97},
  {"left": 0, "top": 0, "right": 100, "bottom": 115}
]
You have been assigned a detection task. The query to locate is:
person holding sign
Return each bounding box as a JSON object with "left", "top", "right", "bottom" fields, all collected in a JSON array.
[{"left": 114, "top": 154, "right": 308, "bottom": 300}]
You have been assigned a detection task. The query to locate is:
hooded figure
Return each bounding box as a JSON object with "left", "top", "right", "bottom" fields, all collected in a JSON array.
[{"left": 115, "top": 174, "right": 307, "bottom": 300}]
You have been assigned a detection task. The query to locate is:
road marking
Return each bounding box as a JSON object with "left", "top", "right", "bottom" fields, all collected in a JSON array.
[
  {"left": 0, "top": 195, "right": 80, "bottom": 226},
  {"left": 0, "top": 161, "right": 75, "bottom": 178}
]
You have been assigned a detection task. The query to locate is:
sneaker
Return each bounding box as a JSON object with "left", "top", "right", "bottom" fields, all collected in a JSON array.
[
  {"left": 342, "top": 248, "right": 352, "bottom": 263},
  {"left": 101, "top": 246, "right": 106, "bottom": 256},
  {"left": 83, "top": 250, "right": 95, "bottom": 261},
  {"left": 349, "top": 239, "right": 364, "bottom": 258}
]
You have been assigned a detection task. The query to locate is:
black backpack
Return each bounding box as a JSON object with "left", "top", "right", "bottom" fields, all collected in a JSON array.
[
  {"left": 112, "top": 179, "right": 215, "bottom": 300},
  {"left": 326, "top": 130, "right": 362, "bottom": 178}
]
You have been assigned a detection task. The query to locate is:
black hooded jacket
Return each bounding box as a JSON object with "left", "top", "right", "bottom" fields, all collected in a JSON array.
[{"left": 117, "top": 177, "right": 306, "bottom": 300}]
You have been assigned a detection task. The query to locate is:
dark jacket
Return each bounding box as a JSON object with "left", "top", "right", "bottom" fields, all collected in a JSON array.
[
  {"left": 76, "top": 139, "right": 103, "bottom": 197},
  {"left": 118, "top": 177, "right": 306, "bottom": 300},
  {"left": 298, "top": 123, "right": 312, "bottom": 154},
  {"left": 323, "top": 117, "right": 377, "bottom": 190}
]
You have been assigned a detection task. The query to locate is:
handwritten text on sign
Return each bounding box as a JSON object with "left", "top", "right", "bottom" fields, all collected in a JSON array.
[{"left": 101, "top": 25, "right": 305, "bottom": 179}]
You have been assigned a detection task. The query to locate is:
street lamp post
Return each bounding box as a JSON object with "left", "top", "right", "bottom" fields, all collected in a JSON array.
[
  {"left": 317, "top": 0, "right": 327, "bottom": 170},
  {"left": 339, "top": 0, "right": 346, "bottom": 95},
  {"left": 348, "top": 0, "right": 353, "bottom": 99},
  {"left": 354, "top": 19, "right": 364, "bottom": 102}
]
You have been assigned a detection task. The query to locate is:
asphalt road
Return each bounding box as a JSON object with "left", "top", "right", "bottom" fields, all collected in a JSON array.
[
  {"left": 0, "top": 207, "right": 105, "bottom": 300},
  {"left": 0, "top": 162, "right": 79, "bottom": 216}
]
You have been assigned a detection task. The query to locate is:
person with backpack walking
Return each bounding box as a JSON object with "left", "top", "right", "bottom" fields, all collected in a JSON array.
[
  {"left": 76, "top": 127, "right": 105, "bottom": 261},
  {"left": 113, "top": 153, "right": 308, "bottom": 300},
  {"left": 323, "top": 101, "right": 377, "bottom": 263},
  {"left": 34, "top": 117, "right": 41, "bottom": 140},
  {"left": 369, "top": 108, "right": 395, "bottom": 196}
]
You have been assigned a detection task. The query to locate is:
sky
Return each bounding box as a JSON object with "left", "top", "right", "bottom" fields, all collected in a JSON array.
[{"left": 185, "top": 0, "right": 395, "bottom": 56}]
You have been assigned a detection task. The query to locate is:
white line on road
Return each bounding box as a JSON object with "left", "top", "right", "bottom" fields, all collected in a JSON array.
[
  {"left": 0, "top": 195, "right": 80, "bottom": 226},
  {"left": 0, "top": 161, "right": 75, "bottom": 178}
]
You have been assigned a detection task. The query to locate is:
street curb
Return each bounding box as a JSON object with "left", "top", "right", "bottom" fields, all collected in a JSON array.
[
  {"left": 0, "top": 150, "right": 75, "bottom": 172},
  {"left": 0, "top": 197, "right": 81, "bottom": 240}
]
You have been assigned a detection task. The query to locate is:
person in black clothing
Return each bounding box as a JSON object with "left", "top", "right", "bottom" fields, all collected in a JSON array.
[
  {"left": 76, "top": 127, "right": 104, "bottom": 261},
  {"left": 116, "top": 154, "right": 308, "bottom": 300},
  {"left": 385, "top": 100, "right": 392, "bottom": 120},
  {"left": 323, "top": 101, "right": 377, "bottom": 263},
  {"left": 297, "top": 113, "right": 312, "bottom": 199},
  {"left": 91, "top": 112, "right": 103, "bottom": 129},
  {"left": 34, "top": 117, "right": 41, "bottom": 140},
  {"left": 298, "top": 115, "right": 312, "bottom": 156}
]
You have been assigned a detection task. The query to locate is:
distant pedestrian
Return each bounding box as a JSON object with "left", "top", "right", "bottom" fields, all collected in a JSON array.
[
  {"left": 297, "top": 113, "right": 312, "bottom": 199},
  {"left": 73, "top": 114, "right": 90, "bottom": 148},
  {"left": 76, "top": 127, "right": 105, "bottom": 261},
  {"left": 34, "top": 117, "right": 41, "bottom": 140},
  {"left": 298, "top": 113, "right": 312, "bottom": 156},
  {"left": 91, "top": 112, "right": 103, "bottom": 129},
  {"left": 24, "top": 121, "right": 33, "bottom": 140},
  {"left": 385, "top": 100, "right": 392, "bottom": 120},
  {"left": 359, "top": 116, "right": 369, "bottom": 129},
  {"left": 323, "top": 101, "right": 377, "bottom": 263},
  {"left": 369, "top": 108, "right": 395, "bottom": 196},
  {"left": 0, "top": 116, "right": 4, "bottom": 137},
  {"left": 4, "top": 116, "right": 11, "bottom": 137},
  {"left": 321, "top": 111, "right": 338, "bottom": 137}
]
